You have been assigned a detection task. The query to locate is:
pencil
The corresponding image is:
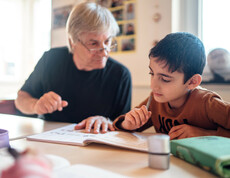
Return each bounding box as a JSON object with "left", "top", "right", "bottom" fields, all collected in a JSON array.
[
  {"left": 8, "top": 147, "right": 20, "bottom": 160},
  {"left": 146, "top": 95, "right": 152, "bottom": 110}
]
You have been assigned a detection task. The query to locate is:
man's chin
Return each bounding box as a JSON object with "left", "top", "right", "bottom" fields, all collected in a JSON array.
[
  {"left": 93, "top": 59, "right": 107, "bottom": 69},
  {"left": 90, "top": 63, "right": 105, "bottom": 70}
]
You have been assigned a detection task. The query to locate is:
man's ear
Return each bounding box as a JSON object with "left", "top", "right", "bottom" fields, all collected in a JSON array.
[
  {"left": 69, "top": 38, "right": 73, "bottom": 48},
  {"left": 187, "top": 74, "right": 202, "bottom": 89},
  {"left": 68, "top": 38, "right": 76, "bottom": 52}
]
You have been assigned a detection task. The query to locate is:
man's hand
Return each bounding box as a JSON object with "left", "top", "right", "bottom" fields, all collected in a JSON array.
[
  {"left": 74, "top": 116, "right": 115, "bottom": 134},
  {"left": 33, "top": 91, "right": 68, "bottom": 115},
  {"left": 121, "top": 105, "right": 152, "bottom": 131},
  {"left": 169, "top": 124, "right": 217, "bottom": 140}
]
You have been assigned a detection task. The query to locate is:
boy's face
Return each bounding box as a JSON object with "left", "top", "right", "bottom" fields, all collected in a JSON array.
[{"left": 149, "top": 57, "right": 191, "bottom": 108}]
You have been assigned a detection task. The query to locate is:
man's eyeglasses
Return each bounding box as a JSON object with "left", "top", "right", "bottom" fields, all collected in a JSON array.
[{"left": 77, "top": 38, "right": 117, "bottom": 54}]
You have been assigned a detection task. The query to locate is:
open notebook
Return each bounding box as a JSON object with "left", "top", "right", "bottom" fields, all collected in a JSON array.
[{"left": 27, "top": 124, "right": 153, "bottom": 152}]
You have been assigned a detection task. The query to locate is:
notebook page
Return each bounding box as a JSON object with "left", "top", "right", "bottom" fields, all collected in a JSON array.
[{"left": 27, "top": 124, "right": 153, "bottom": 152}]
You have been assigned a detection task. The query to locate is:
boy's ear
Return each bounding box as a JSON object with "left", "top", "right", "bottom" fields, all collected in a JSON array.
[{"left": 187, "top": 74, "right": 202, "bottom": 89}]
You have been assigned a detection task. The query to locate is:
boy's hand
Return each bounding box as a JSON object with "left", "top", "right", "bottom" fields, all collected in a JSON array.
[
  {"left": 169, "top": 124, "right": 217, "bottom": 140},
  {"left": 121, "top": 105, "right": 152, "bottom": 130}
]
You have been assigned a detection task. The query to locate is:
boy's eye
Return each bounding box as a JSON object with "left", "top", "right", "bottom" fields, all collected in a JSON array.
[{"left": 161, "top": 78, "right": 171, "bottom": 83}]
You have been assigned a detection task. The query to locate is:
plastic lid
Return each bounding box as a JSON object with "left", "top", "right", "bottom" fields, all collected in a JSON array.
[
  {"left": 0, "top": 129, "right": 9, "bottom": 148},
  {"left": 148, "top": 134, "right": 170, "bottom": 153}
]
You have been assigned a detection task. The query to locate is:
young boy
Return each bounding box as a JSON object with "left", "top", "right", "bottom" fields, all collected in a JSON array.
[{"left": 113, "top": 32, "right": 230, "bottom": 139}]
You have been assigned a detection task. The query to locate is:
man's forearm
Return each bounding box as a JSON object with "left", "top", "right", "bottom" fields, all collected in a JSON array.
[{"left": 15, "top": 91, "right": 38, "bottom": 115}]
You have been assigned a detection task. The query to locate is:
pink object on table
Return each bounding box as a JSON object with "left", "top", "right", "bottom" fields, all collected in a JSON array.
[{"left": 1, "top": 154, "right": 53, "bottom": 178}]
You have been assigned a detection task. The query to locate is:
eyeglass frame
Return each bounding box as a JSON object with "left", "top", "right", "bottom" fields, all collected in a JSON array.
[{"left": 76, "top": 37, "right": 117, "bottom": 54}]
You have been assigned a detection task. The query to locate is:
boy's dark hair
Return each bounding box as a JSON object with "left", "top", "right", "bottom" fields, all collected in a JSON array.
[{"left": 149, "top": 32, "right": 206, "bottom": 83}]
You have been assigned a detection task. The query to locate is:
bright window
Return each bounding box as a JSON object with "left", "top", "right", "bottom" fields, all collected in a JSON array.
[
  {"left": 202, "top": 0, "right": 230, "bottom": 53},
  {"left": 201, "top": 0, "right": 230, "bottom": 82},
  {"left": 0, "top": 0, "right": 51, "bottom": 82}
]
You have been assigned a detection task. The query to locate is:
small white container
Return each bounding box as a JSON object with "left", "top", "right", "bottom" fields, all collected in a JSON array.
[{"left": 148, "top": 134, "right": 170, "bottom": 170}]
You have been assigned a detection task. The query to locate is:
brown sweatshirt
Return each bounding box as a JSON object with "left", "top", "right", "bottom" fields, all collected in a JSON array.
[{"left": 113, "top": 87, "right": 230, "bottom": 138}]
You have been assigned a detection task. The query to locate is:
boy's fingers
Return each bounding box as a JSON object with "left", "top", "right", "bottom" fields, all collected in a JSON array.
[
  {"left": 132, "top": 112, "right": 140, "bottom": 126},
  {"left": 135, "top": 106, "right": 149, "bottom": 126},
  {"left": 169, "top": 125, "right": 183, "bottom": 134},
  {"left": 148, "top": 111, "right": 152, "bottom": 118},
  {"left": 137, "top": 108, "right": 146, "bottom": 125},
  {"left": 123, "top": 113, "right": 135, "bottom": 130},
  {"left": 126, "top": 113, "right": 136, "bottom": 126},
  {"left": 169, "top": 125, "right": 185, "bottom": 140}
]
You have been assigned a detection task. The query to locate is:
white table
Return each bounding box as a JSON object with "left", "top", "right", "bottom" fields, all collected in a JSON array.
[
  {"left": 0, "top": 113, "right": 69, "bottom": 140},
  {"left": 8, "top": 138, "right": 216, "bottom": 177}
]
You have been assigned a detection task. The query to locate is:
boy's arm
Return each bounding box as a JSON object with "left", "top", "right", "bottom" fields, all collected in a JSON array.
[
  {"left": 113, "top": 115, "right": 126, "bottom": 131},
  {"left": 205, "top": 95, "right": 230, "bottom": 137},
  {"left": 169, "top": 124, "right": 230, "bottom": 140},
  {"left": 216, "top": 127, "right": 230, "bottom": 138},
  {"left": 169, "top": 124, "right": 218, "bottom": 140}
]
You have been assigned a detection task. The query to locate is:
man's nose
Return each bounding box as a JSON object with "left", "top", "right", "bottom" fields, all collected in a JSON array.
[
  {"left": 98, "top": 43, "right": 109, "bottom": 57},
  {"left": 97, "top": 47, "right": 109, "bottom": 57}
]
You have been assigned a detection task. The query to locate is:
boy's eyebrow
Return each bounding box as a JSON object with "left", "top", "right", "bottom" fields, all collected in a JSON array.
[
  {"left": 149, "top": 66, "right": 173, "bottom": 78},
  {"left": 157, "top": 73, "right": 173, "bottom": 78}
]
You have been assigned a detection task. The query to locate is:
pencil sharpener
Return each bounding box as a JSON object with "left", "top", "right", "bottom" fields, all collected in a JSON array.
[
  {"left": 0, "top": 129, "right": 9, "bottom": 148},
  {"left": 148, "top": 134, "right": 170, "bottom": 170}
]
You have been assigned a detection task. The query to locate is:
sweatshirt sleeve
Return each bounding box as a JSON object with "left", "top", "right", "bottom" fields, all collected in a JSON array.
[
  {"left": 205, "top": 94, "right": 230, "bottom": 137},
  {"left": 113, "top": 115, "right": 125, "bottom": 131},
  {"left": 217, "top": 127, "right": 230, "bottom": 138}
]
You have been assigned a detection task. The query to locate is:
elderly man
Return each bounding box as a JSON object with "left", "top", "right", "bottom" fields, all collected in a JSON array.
[{"left": 15, "top": 2, "right": 132, "bottom": 133}]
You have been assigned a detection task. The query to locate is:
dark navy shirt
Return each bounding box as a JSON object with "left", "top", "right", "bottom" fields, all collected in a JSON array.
[{"left": 21, "top": 47, "right": 132, "bottom": 123}]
